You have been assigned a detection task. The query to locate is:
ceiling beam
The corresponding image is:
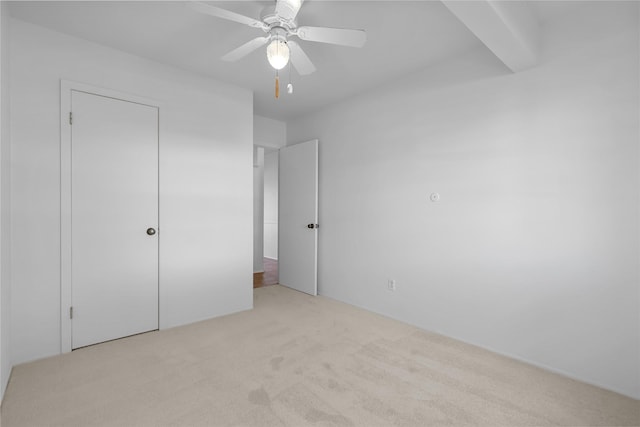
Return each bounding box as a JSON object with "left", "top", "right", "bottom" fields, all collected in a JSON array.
[{"left": 442, "top": 0, "right": 539, "bottom": 72}]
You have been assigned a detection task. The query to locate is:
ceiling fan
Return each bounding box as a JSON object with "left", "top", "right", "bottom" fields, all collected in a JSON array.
[{"left": 188, "top": 0, "right": 367, "bottom": 77}]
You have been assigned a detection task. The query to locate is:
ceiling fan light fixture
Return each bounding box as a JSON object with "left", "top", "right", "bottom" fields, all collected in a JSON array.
[
  {"left": 190, "top": 1, "right": 367, "bottom": 77},
  {"left": 267, "top": 39, "right": 290, "bottom": 70}
]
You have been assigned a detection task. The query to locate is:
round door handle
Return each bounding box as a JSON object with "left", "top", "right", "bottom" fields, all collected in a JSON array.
[
  {"left": 307, "top": 224, "right": 319, "bottom": 229},
  {"left": 146, "top": 228, "right": 156, "bottom": 236}
]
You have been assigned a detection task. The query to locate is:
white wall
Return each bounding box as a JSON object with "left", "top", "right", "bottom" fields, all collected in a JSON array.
[
  {"left": 0, "top": 2, "right": 12, "bottom": 401},
  {"left": 288, "top": 2, "right": 640, "bottom": 398},
  {"left": 10, "top": 18, "right": 253, "bottom": 365},
  {"left": 264, "top": 151, "right": 278, "bottom": 260},
  {"left": 254, "top": 115, "right": 287, "bottom": 150},
  {"left": 253, "top": 147, "right": 264, "bottom": 272}
]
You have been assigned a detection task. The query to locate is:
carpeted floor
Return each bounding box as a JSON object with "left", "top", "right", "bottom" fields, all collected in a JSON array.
[{"left": 2, "top": 285, "right": 638, "bottom": 426}]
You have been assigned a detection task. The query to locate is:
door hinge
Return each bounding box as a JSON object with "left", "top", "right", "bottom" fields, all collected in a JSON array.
[
  {"left": 70, "top": 306, "right": 73, "bottom": 319},
  {"left": 69, "top": 112, "right": 73, "bottom": 125}
]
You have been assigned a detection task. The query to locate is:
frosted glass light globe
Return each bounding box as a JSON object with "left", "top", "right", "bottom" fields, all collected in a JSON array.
[{"left": 267, "top": 39, "right": 290, "bottom": 70}]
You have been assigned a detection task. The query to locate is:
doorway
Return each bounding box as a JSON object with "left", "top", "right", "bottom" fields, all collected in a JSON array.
[
  {"left": 253, "top": 146, "right": 279, "bottom": 288},
  {"left": 252, "top": 140, "right": 318, "bottom": 294}
]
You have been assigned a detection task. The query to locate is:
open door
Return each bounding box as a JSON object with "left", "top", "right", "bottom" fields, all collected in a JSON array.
[{"left": 279, "top": 140, "right": 318, "bottom": 296}]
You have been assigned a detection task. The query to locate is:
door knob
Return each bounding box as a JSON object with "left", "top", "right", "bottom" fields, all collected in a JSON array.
[
  {"left": 146, "top": 228, "right": 156, "bottom": 236},
  {"left": 307, "top": 224, "right": 319, "bottom": 229}
]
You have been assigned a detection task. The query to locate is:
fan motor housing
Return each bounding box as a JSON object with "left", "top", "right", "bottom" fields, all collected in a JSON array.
[
  {"left": 269, "top": 27, "right": 289, "bottom": 43},
  {"left": 261, "top": 5, "right": 296, "bottom": 32}
]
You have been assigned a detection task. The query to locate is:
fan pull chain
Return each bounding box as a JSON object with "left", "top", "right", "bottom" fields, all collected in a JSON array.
[
  {"left": 275, "top": 40, "right": 280, "bottom": 99},
  {"left": 287, "top": 55, "right": 293, "bottom": 94}
]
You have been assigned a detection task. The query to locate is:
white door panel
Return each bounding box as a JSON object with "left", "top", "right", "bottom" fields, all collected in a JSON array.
[
  {"left": 279, "top": 140, "right": 318, "bottom": 296},
  {"left": 71, "top": 90, "right": 159, "bottom": 349}
]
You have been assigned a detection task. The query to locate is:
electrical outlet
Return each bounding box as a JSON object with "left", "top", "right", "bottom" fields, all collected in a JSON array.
[{"left": 387, "top": 279, "right": 396, "bottom": 291}]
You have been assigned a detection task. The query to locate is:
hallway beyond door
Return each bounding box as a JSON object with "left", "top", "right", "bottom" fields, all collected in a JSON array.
[{"left": 253, "top": 258, "right": 278, "bottom": 288}]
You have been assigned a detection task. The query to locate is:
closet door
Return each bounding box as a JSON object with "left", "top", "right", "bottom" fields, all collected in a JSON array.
[{"left": 71, "top": 90, "right": 159, "bottom": 349}]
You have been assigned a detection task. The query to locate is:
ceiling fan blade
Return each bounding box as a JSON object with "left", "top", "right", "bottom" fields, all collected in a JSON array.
[
  {"left": 288, "top": 40, "right": 316, "bottom": 75},
  {"left": 296, "top": 26, "right": 367, "bottom": 48},
  {"left": 188, "top": 2, "right": 267, "bottom": 31},
  {"left": 221, "top": 37, "right": 270, "bottom": 62},
  {"left": 275, "top": 0, "right": 304, "bottom": 22}
]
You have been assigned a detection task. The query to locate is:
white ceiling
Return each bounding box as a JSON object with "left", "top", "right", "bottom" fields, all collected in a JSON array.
[{"left": 7, "top": 1, "right": 570, "bottom": 121}]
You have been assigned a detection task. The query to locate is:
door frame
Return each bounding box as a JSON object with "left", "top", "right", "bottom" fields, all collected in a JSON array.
[{"left": 60, "top": 80, "right": 162, "bottom": 353}]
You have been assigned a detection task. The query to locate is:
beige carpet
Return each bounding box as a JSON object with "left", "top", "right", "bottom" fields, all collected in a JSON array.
[{"left": 1, "top": 285, "right": 638, "bottom": 426}]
